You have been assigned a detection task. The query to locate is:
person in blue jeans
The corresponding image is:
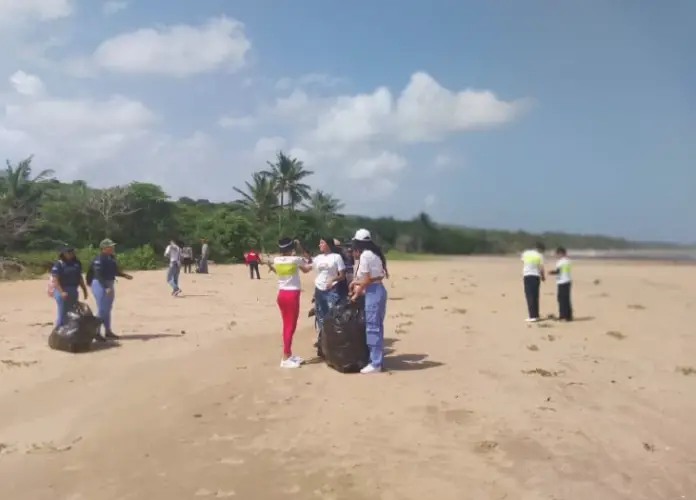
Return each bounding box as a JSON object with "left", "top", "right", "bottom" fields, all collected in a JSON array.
[
  {"left": 50, "top": 247, "right": 88, "bottom": 327},
  {"left": 86, "top": 238, "right": 133, "bottom": 340},
  {"left": 350, "top": 229, "right": 388, "bottom": 374}
]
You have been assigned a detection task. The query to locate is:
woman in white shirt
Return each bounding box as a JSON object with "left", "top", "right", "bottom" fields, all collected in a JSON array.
[
  {"left": 309, "top": 237, "right": 346, "bottom": 354},
  {"left": 270, "top": 238, "right": 312, "bottom": 368},
  {"left": 164, "top": 239, "right": 182, "bottom": 296},
  {"left": 350, "top": 229, "right": 387, "bottom": 374}
]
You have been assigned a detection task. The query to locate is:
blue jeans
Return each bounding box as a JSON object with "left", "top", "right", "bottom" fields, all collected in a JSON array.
[
  {"left": 91, "top": 280, "right": 115, "bottom": 331},
  {"left": 54, "top": 285, "right": 79, "bottom": 327},
  {"left": 166, "top": 262, "right": 181, "bottom": 291},
  {"left": 314, "top": 287, "right": 340, "bottom": 339},
  {"left": 364, "top": 283, "right": 387, "bottom": 367}
]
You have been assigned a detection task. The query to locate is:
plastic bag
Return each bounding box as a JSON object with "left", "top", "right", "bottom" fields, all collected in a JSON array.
[
  {"left": 320, "top": 300, "right": 369, "bottom": 373},
  {"left": 48, "top": 302, "right": 103, "bottom": 353}
]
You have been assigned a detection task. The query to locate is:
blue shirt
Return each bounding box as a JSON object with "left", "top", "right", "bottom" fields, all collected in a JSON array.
[
  {"left": 90, "top": 254, "right": 119, "bottom": 282},
  {"left": 51, "top": 259, "right": 83, "bottom": 287}
]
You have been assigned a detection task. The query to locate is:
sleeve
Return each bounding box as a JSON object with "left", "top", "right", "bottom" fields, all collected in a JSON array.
[
  {"left": 50, "top": 262, "right": 61, "bottom": 275},
  {"left": 335, "top": 254, "right": 346, "bottom": 271},
  {"left": 164, "top": 245, "right": 170, "bottom": 257}
]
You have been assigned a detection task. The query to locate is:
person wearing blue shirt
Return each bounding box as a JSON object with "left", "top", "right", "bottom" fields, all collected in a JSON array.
[
  {"left": 86, "top": 238, "right": 133, "bottom": 340},
  {"left": 50, "top": 246, "right": 88, "bottom": 327}
]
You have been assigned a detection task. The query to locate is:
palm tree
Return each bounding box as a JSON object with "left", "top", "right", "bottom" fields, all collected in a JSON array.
[
  {"left": 303, "top": 190, "right": 345, "bottom": 234},
  {"left": 233, "top": 172, "right": 279, "bottom": 243},
  {"left": 0, "top": 156, "right": 54, "bottom": 206},
  {"left": 264, "top": 152, "right": 313, "bottom": 212}
]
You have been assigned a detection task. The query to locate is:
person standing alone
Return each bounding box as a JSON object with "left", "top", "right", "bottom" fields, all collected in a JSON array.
[
  {"left": 549, "top": 247, "right": 573, "bottom": 321},
  {"left": 245, "top": 247, "right": 261, "bottom": 279},
  {"left": 521, "top": 242, "right": 546, "bottom": 322},
  {"left": 164, "top": 239, "right": 182, "bottom": 296},
  {"left": 181, "top": 244, "right": 194, "bottom": 273},
  {"left": 198, "top": 238, "right": 210, "bottom": 274}
]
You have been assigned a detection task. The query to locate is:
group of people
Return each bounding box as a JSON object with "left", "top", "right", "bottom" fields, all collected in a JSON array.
[
  {"left": 163, "top": 238, "right": 210, "bottom": 296},
  {"left": 521, "top": 243, "right": 573, "bottom": 322},
  {"left": 269, "top": 229, "right": 388, "bottom": 373}
]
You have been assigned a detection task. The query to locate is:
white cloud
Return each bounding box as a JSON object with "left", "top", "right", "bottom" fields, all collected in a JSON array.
[
  {"left": 102, "top": 0, "right": 128, "bottom": 15},
  {"left": 0, "top": 0, "right": 72, "bottom": 24},
  {"left": 253, "top": 136, "right": 286, "bottom": 159},
  {"left": 218, "top": 114, "right": 257, "bottom": 129},
  {"left": 275, "top": 73, "right": 346, "bottom": 91},
  {"left": 424, "top": 194, "right": 436, "bottom": 207},
  {"left": 92, "top": 16, "right": 251, "bottom": 77},
  {"left": 350, "top": 151, "right": 406, "bottom": 181},
  {"left": 9, "top": 70, "right": 45, "bottom": 96}
]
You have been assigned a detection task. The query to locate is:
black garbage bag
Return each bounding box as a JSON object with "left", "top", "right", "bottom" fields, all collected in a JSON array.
[
  {"left": 48, "top": 302, "right": 102, "bottom": 353},
  {"left": 320, "top": 299, "right": 369, "bottom": 373}
]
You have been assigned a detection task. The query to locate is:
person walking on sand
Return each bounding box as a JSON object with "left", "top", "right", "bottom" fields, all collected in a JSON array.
[
  {"left": 49, "top": 246, "right": 88, "bottom": 327},
  {"left": 521, "top": 242, "right": 546, "bottom": 322},
  {"left": 181, "top": 244, "right": 194, "bottom": 274},
  {"left": 245, "top": 247, "right": 261, "bottom": 280},
  {"left": 269, "top": 238, "right": 313, "bottom": 368},
  {"left": 350, "top": 229, "right": 388, "bottom": 374},
  {"left": 86, "top": 238, "right": 133, "bottom": 340},
  {"left": 164, "top": 239, "right": 182, "bottom": 296},
  {"left": 198, "top": 238, "right": 210, "bottom": 274},
  {"left": 549, "top": 246, "right": 573, "bottom": 321}
]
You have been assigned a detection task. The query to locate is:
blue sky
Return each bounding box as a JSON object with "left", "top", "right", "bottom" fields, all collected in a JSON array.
[{"left": 0, "top": 1, "right": 694, "bottom": 242}]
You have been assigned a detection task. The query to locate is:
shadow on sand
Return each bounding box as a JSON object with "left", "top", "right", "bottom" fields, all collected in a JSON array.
[
  {"left": 118, "top": 333, "right": 183, "bottom": 341},
  {"left": 383, "top": 338, "right": 443, "bottom": 372}
]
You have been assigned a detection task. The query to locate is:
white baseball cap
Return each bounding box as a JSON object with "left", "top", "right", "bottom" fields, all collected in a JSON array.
[{"left": 353, "top": 229, "right": 372, "bottom": 241}]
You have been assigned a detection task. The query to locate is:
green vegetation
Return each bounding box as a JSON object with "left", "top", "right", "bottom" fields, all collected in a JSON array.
[{"left": 0, "top": 153, "right": 673, "bottom": 279}]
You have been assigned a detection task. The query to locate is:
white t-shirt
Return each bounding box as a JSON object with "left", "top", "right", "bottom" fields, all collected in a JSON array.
[
  {"left": 313, "top": 253, "right": 345, "bottom": 291},
  {"left": 164, "top": 244, "right": 181, "bottom": 264},
  {"left": 555, "top": 257, "right": 572, "bottom": 284},
  {"left": 521, "top": 249, "right": 544, "bottom": 277},
  {"left": 274, "top": 256, "right": 304, "bottom": 291},
  {"left": 356, "top": 250, "right": 385, "bottom": 280}
]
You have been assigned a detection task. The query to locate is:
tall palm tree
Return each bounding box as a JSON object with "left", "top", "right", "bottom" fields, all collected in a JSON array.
[
  {"left": 233, "top": 172, "right": 278, "bottom": 230},
  {"left": 264, "top": 152, "right": 313, "bottom": 212},
  {"left": 0, "top": 156, "right": 55, "bottom": 206},
  {"left": 303, "top": 190, "right": 345, "bottom": 234}
]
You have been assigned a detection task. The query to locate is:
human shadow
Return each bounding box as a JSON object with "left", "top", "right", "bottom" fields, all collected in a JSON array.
[
  {"left": 573, "top": 316, "right": 595, "bottom": 322},
  {"left": 383, "top": 337, "right": 400, "bottom": 355},
  {"left": 118, "top": 333, "right": 182, "bottom": 341},
  {"left": 384, "top": 353, "right": 444, "bottom": 372},
  {"left": 87, "top": 340, "right": 122, "bottom": 352}
]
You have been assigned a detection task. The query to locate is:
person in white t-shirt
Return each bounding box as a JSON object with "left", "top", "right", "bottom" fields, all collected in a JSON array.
[
  {"left": 307, "top": 237, "right": 346, "bottom": 354},
  {"left": 270, "top": 237, "right": 313, "bottom": 368},
  {"left": 549, "top": 246, "right": 573, "bottom": 321},
  {"left": 164, "top": 239, "right": 182, "bottom": 296},
  {"left": 521, "top": 242, "right": 546, "bottom": 322},
  {"left": 350, "top": 228, "right": 387, "bottom": 374}
]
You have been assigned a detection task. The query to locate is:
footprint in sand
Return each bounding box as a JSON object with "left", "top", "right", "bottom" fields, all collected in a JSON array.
[
  {"left": 219, "top": 457, "right": 245, "bottom": 466},
  {"left": 195, "top": 489, "right": 236, "bottom": 497},
  {"left": 209, "top": 434, "right": 241, "bottom": 442}
]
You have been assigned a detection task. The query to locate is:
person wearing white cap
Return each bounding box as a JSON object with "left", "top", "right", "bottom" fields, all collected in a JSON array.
[{"left": 350, "top": 228, "right": 388, "bottom": 373}]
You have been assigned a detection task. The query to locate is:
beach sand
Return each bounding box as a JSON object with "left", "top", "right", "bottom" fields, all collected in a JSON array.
[{"left": 0, "top": 257, "right": 695, "bottom": 499}]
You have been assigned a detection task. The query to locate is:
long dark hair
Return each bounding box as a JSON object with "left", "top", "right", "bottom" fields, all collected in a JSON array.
[
  {"left": 353, "top": 239, "right": 388, "bottom": 270},
  {"left": 322, "top": 236, "right": 341, "bottom": 255}
]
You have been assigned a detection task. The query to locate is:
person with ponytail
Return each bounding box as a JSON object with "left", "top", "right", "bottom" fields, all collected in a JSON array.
[
  {"left": 350, "top": 229, "right": 387, "bottom": 374},
  {"left": 269, "top": 238, "right": 313, "bottom": 368}
]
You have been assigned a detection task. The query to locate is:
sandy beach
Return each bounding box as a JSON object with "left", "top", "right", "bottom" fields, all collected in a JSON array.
[{"left": 0, "top": 257, "right": 694, "bottom": 500}]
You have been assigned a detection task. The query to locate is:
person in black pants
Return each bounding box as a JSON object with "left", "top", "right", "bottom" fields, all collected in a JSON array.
[
  {"left": 521, "top": 242, "right": 546, "bottom": 322},
  {"left": 245, "top": 248, "right": 261, "bottom": 279},
  {"left": 549, "top": 247, "right": 573, "bottom": 321}
]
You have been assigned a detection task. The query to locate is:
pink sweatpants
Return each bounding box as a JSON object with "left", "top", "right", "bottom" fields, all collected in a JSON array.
[{"left": 277, "top": 289, "right": 301, "bottom": 355}]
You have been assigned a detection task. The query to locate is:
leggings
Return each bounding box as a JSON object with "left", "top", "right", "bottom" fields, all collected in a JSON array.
[
  {"left": 91, "top": 280, "right": 115, "bottom": 331},
  {"left": 277, "top": 289, "right": 301, "bottom": 356}
]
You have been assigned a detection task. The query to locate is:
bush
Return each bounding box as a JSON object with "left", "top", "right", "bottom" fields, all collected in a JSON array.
[{"left": 3, "top": 244, "right": 163, "bottom": 279}]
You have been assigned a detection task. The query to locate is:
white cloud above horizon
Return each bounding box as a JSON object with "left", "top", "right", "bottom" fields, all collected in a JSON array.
[{"left": 0, "top": 6, "right": 529, "bottom": 211}]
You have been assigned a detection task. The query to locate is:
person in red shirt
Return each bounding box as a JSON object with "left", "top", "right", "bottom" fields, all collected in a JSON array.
[{"left": 244, "top": 248, "right": 261, "bottom": 279}]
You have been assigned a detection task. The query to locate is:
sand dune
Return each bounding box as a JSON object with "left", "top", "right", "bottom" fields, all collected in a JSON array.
[{"left": 0, "top": 257, "right": 695, "bottom": 499}]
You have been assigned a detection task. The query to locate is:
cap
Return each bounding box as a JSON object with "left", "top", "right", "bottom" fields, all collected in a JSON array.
[
  {"left": 353, "top": 229, "right": 372, "bottom": 241},
  {"left": 59, "top": 246, "right": 74, "bottom": 254},
  {"left": 333, "top": 238, "right": 341, "bottom": 246},
  {"left": 278, "top": 237, "right": 293, "bottom": 250},
  {"left": 99, "top": 238, "right": 117, "bottom": 248}
]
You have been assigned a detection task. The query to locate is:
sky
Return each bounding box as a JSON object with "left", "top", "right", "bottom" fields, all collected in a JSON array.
[{"left": 0, "top": 0, "right": 694, "bottom": 242}]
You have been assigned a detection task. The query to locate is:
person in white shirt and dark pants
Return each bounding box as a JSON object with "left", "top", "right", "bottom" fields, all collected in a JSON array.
[
  {"left": 350, "top": 229, "right": 388, "bottom": 374},
  {"left": 164, "top": 239, "right": 182, "bottom": 296},
  {"left": 521, "top": 242, "right": 546, "bottom": 322},
  {"left": 549, "top": 246, "right": 573, "bottom": 321}
]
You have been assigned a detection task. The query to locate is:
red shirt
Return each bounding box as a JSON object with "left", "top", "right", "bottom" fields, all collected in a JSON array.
[{"left": 245, "top": 251, "right": 258, "bottom": 263}]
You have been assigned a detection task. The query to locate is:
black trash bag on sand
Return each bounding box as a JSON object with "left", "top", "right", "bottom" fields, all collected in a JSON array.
[
  {"left": 320, "top": 300, "right": 369, "bottom": 373},
  {"left": 48, "top": 302, "right": 103, "bottom": 353}
]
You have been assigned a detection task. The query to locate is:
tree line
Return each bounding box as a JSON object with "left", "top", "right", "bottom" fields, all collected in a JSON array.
[{"left": 0, "top": 153, "right": 669, "bottom": 278}]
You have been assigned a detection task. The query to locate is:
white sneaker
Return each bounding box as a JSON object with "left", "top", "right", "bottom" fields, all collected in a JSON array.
[
  {"left": 360, "top": 364, "right": 381, "bottom": 374},
  {"left": 290, "top": 355, "right": 304, "bottom": 365},
  {"left": 280, "top": 358, "right": 301, "bottom": 369},
  {"left": 525, "top": 318, "right": 539, "bottom": 323}
]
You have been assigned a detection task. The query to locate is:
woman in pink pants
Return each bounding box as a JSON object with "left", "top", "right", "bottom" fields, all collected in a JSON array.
[{"left": 270, "top": 238, "right": 312, "bottom": 368}]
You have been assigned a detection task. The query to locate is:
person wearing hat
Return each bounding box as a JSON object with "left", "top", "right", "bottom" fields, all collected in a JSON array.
[
  {"left": 86, "top": 238, "right": 133, "bottom": 340},
  {"left": 350, "top": 229, "right": 388, "bottom": 374},
  {"left": 269, "top": 237, "right": 313, "bottom": 368},
  {"left": 50, "top": 246, "right": 88, "bottom": 327}
]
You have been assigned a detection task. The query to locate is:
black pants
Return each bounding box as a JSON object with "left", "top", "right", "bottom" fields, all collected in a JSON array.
[
  {"left": 182, "top": 258, "right": 193, "bottom": 273},
  {"left": 557, "top": 282, "right": 573, "bottom": 321},
  {"left": 249, "top": 261, "right": 260, "bottom": 279},
  {"left": 523, "top": 275, "right": 541, "bottom": 319}
]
